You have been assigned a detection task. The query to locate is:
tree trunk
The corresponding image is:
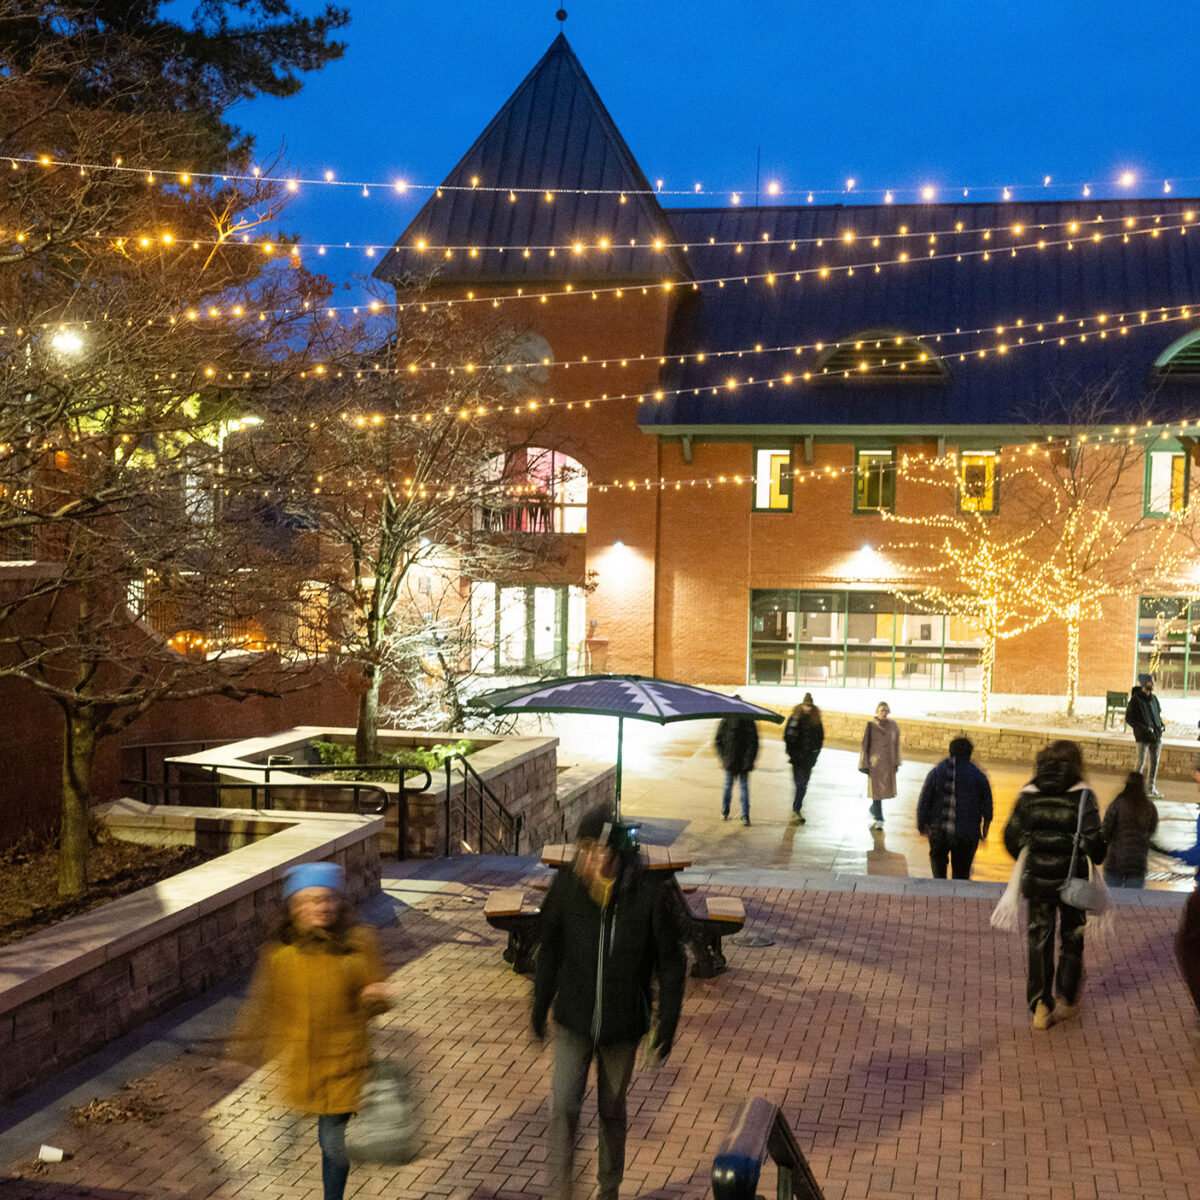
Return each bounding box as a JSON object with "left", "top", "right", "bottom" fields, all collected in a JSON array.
[
  {"left": 59, "top": 709, "right": 97, "bottom": 899},
  {"left": 1065, "top": 603, "right": 1081, "bottom": 718},
  {"left": 978, "top": 635, "right": 995, "bottom": 724},
  {"left": 356, "top": 667, "right": 379, "bottom": 762}
]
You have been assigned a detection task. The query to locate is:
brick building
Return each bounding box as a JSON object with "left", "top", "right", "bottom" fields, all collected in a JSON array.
[{"left": 375, "top": 34, "right": 1200, "bottom": 699}]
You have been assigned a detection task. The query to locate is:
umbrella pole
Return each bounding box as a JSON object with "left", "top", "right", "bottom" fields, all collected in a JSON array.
[{"left": 614, "top": 716, "right": 624, "bottom": 823}]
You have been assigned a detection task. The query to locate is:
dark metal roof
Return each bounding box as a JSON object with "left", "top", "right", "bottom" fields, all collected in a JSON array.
[
  {"left": 373, "top": 34, "right": 691, "bottom": 287},
  {"left": 644, "top": 200, "right": 1200, "bottom": 433}
]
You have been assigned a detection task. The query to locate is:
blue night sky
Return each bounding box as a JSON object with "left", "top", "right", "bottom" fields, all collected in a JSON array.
[{"left": 234, "top": 0, "right": 1200, "bottom": 289}]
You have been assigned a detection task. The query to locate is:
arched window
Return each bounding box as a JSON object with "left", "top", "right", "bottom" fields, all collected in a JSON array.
[
  {"left": 478, "top": 448, "right": 587, "bottom": 533},
  {"left": 1154, "top": 328, "right": 1200, "bottom": 376},
  {"left": 813, "top": 329, "right": 949, "bottom": 381}
]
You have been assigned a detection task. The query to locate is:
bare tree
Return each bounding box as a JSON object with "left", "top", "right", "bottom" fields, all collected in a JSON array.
[{"left": 270, "top": 295, "right": 566, "bottom": 760}]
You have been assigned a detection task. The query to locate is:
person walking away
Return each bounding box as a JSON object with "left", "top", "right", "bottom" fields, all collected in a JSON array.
[
  {"left": 1003, "top": 740, "right": 1106, "bottom": 1030},
  {"left": 715, "top": 703, "right": 759, "bottom": 826},
  {"left": 533, "top": 807, "right": 687, "bottom": 1200},
  {"left": 1125, "top": 673, "right": 1165, "bottom": 798},
  {"left": 228, "top": 863, "right": 390, "bottom": 1200},
  {"left": 859, "top": 701, "right": 901, "bottom": 829},
  {"left": 916, "top": 736, "right": 993, "bottom": 879},
  {"left": 783, "top": 692, "right": 824, "bottom": 824},
  {"left": 1102, "top": 771, "right": 1159, "bottom": 888}
]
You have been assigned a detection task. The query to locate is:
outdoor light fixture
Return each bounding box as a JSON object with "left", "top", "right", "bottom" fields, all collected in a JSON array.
[{"left": 50, "top": 329, "right": 84, "bottom": 355}]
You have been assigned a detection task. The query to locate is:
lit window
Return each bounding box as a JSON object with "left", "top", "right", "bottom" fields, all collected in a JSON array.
[
  {"left": 753, "top": 448, "right": 792, "bottom": 511},
  {"left": 959, "top": 452, "right": 998, "bottom": 513},
  {"left": 855, "top": 450, "right": 895, "bottom": 513},
  {"left": 1145, "top": 448, "right": 1188, "bottom": 515}
]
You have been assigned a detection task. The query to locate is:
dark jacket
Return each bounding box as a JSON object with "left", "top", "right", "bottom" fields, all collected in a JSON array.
[
  {"left": 715, "top": 715, "right": 759, "bottom": 774},
  {"left": 532, "top": 858, "right": 686, "bottom": 1048},
  {"left": 1125, "top": 687, "right": 1164, "bottom": 743},
  {"left": 783, "top": 707, "right": 824, "bottom": 768},
  {"left": 1003, "top": 760, "right": 1106, "bottom": 902},
  {"left": 916, "top": 756, "right": 993, "bottom": 841},
  {"left": 1102, "top": 790, "right": 1159, "bottom": 879}
]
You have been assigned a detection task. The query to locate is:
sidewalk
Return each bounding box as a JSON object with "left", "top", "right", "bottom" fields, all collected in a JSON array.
[{"left": 2, "top": 854, "right": 1197, "bottom": 1200}]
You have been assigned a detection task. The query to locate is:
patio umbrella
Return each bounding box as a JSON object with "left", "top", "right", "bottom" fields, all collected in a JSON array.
[{"left": 469, "top": 674, "right": 784, "bottom": 821}]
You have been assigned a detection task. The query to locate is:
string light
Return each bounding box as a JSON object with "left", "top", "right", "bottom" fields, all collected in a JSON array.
[{"left": 8, "top": 152, "right": 1200, "bottom": 205}]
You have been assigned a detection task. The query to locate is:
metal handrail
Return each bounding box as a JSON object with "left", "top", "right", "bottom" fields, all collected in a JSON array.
[
  {"left": 122, "top": 773, "right": 396, "bottom": 816},
  {"left": 443, "top": 753, "right": 521, "bottom": 856},
  {"left": 711, "top": 1097, "right": 824, "bottom": 1200}
]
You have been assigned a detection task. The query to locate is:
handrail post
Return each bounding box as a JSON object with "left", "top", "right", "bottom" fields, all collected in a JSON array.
[{"left": 444, "top": 758, "right": 452, "bottom": 857}]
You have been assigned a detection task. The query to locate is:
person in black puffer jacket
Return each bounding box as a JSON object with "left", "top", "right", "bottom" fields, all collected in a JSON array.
[
  {"left": 1004, "top": 740, "right": 1106, "bottom": 1030},
  {"left": 533, "top": 807, "right": 687, "bottom": 1200},
  {"left": 715, "top": 706, "right": 759, "bottom": 826},
  {"left": 1102, "top": 771, "right": 1159, "bottom": 888}
]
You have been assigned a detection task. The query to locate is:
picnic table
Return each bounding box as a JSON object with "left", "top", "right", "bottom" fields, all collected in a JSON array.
[{"left": 539, "top": 842, "right": 693, "bottom": 872}]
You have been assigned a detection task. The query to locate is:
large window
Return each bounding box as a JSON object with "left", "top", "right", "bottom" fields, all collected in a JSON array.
[
  {"left": 471, "top": 583, "right": 586, "bottom": 675},
  {"left": 753, "top": 448, "right": 792, "bottom": 512},
  {"left": 959, "top": 452, "right": 998, "bottom": 513},
  {"left": 1145, "top": 447, "right": 1188, "bottom": 516},
  {"left": 749, "top": 588, "right": 983, "bottom": 691},
  {"left": 477, "top": 448, "right": 587, "bottom": 533},
  {"left": 1136, "top": 595, "right": 1200, "bottom": 695},
  {"left": 854, "top": 449, "right": 895, "bottom": 514}
]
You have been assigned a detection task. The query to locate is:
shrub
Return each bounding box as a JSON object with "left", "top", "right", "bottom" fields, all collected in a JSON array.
[{"left": 309, "top": 738, "right": 474, "bottom": 778}]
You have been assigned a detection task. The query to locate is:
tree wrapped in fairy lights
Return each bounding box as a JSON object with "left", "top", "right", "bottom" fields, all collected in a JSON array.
[{"left": 883, "top": 452, "right": 1053, "bottom": 722}]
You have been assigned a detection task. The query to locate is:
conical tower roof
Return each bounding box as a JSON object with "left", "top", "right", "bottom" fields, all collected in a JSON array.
[{"left": 374, "top": 34, "right": 691, "bottom": 286}]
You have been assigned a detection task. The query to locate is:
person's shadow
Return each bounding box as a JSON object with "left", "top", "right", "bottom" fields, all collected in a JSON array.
[{"left": 866, "top": 827, "right": 909, "bottom": 876}]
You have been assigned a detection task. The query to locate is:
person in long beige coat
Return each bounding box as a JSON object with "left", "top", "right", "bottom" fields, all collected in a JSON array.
[
  {"left": 859, "top": 701, "right": 901, "bottom": 829},
  {"left": 230, "top": 862, "right": 390, "bottom": 1200}
]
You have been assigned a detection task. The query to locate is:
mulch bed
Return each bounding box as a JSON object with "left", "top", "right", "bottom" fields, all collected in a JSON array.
[{"left": 0, "top": 834, "right": 215, "bottom": 948}]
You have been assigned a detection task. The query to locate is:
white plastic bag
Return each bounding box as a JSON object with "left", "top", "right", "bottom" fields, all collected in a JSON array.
[
  {"left": 990, "top": 846, "right": 1028, "bottom": 933},
  {"left": 345, "top": 1061, "right": 419, "bottom": 1165}
]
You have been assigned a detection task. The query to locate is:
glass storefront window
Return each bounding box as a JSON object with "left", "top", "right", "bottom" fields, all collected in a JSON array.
[
  {"left": 748, "top": 588, "right": 981, "bottom": 690},
  {"left": 1137, "top": 595, "right": 1196, "bottom": 694},
  {"left": 473, "top": 583, "right": 585, "bottom": 675}
]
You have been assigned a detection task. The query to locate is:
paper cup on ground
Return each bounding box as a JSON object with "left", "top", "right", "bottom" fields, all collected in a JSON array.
[{"left": 38, "top": 1145, "right": 64, "bottom": 1163}]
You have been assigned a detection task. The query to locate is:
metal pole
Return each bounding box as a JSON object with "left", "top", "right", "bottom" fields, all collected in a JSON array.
[
  {"left": 444, "top": 759, "right": 451, "bottom": 857},
  {"left": 615, "top": 715, "right": 624, "bottom": 822}
]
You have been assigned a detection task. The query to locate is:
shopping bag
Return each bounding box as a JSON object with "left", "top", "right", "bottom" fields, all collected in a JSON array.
[
  {"left": 990, "top": 846, "right": 1027, "bottom": 933},
  {"left": 345, "top": 1061, "right": 420, "bottom": 1165}
]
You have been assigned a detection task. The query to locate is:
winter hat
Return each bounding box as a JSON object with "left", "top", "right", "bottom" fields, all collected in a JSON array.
[
  {"left": 1138, "top": 673, "right": 1154, "bottom": 687},
  {"left": 802, "top": 692, "right": 815, "bottom": 705},
  {"left": 283, "top": 861, "right": 345, "bottom": 899}
]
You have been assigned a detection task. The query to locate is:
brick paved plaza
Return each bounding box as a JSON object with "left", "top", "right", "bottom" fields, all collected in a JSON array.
[{"left": 3, "top": 852, "right": 1199, "bottom": 1200}]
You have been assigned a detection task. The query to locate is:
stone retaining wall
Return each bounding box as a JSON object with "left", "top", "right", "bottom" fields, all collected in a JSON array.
[
  {"left": 760, "top": 704, "right": 1198, "bottom": 780},
  {"left": 0, "top": 802, "right": 382, "bottom": 1107}
]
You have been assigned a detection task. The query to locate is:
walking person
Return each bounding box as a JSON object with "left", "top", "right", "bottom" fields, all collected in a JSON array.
[
  {"left": 783, "top": 692, "right": 823, "bottom": 824},
  {"left": 1003, "top": 740, "right": 1106, "bottom": 1030},
  {"left": 715, "top": 702, "right": 759, "bottom": 826},
  {"left": 532, "top": 807, "right": 687, "bottom": 1200},
  {"left": 1102, "top": 771, "right": 1159, "bottom": 888},
  {"left": 916, "top": 736, "right": 993, "bottom": 879},
  {"left": 859, "top": 701, "right": 901, "bottom": 829},
  {"left": 228, "top": 863, "right": 391, "bottom": 1200},
  {"left": 1125, "top": 673, "right": 1165, "bottom": 798}
]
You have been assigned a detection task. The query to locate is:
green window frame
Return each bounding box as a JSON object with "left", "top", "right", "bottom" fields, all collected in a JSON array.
[
  {"left": 854, "top": 449, "right": 896, "bottom": 514},
  {"left": 1144, "top": 445, "right": 1189, "bottom": 516},
  {"left": 752, "top": 447, "right": 793, "bottom": 512}
]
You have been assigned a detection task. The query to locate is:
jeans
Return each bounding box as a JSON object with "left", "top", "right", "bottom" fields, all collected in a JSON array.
[
  {"left": 928, "top": 832, "right": 978, "bottom": 880},
  {"left": 1025, "top": 899, "right": 1086, "bottom": 1013},
  {"left": 317, "top": 1112, "right": 352, "bottom": 1200},
  {"left": 790, "top": 763, "right": 812, "bottom": 813},
  {"left": 1136, "top": 740, "right": 1162, "bottom": 793},
  {"left": 548, "top": 1023, "right": 638, "bottom": 1200},
  {"left": 722, "top": 771, "right": 750, "bottom": 819},
  {"left": 869, "top": 797, "right": 884, "bottom": 823}
]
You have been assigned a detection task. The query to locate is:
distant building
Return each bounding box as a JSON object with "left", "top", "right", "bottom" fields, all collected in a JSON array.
[{"left": 372, "top": 34, "right": 1200, "bottom": 698}]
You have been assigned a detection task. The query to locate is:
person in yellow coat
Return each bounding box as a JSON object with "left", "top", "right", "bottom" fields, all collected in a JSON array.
[{"left": 230, "top": 862, "right": 390, "bottom": 1200}]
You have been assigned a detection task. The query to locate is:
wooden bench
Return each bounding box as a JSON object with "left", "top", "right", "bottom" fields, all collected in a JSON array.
[
  {"left": 683, "top": 893, "right": 746, "bottom": 978},
  {"left": 483, "top": 889, "right": 541, "bottom": 974},
  {"left": 1104, "top": 689, "right": 1127, "bottom": 730}
]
